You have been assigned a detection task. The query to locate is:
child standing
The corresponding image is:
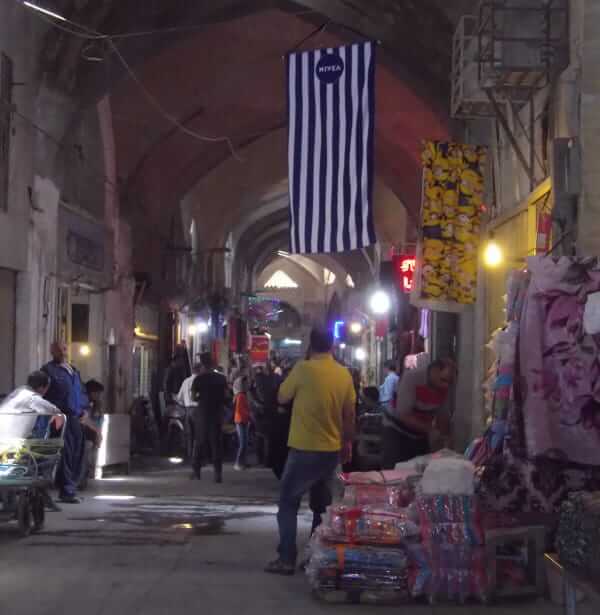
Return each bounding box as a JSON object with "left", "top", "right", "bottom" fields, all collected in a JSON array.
[{"left": 233, "top": 376, "right": 250, "bottom": 470}]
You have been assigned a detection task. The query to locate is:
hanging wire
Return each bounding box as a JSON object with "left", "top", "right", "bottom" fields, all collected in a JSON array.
[
  {"left": 287, "top": 21, "right": 331, "bottom": 55},
  {"left": 286, "top": 18, "right": 381, "bottom": 56},
  {"left": 12, "top": 108, "right": 119, "bottom": 190},
  {"left": 18, "top": 1, "right": 242, "bottom": 161},
  {"left": 107, "top": 39, "right": 242, "bottom": 161}
]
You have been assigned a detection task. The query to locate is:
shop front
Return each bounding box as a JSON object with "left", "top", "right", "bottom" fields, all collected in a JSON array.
[{"left": 0, "top": 267, "right": 16, "bottom": 399}]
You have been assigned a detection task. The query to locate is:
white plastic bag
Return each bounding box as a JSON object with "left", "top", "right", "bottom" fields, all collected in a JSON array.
[{"left": 421, "top": 458, "right": 475, "bottom": 496}]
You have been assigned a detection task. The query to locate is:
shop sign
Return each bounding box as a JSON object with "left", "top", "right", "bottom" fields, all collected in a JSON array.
[
  {"left": 393, "top": 254, "right": 416, "bottom": 293},
  {"left": 249, "top": 335, "right": 270, "bottom": 365},
  {"left": 58, "top": 204, "right": 112, "bottom": 287},
  {"left": 66, "top": 230, "right": 104, "bottom": 271}
]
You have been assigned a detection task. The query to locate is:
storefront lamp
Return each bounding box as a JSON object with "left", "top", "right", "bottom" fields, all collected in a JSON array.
[
  {"left": 350, "top": 321, "right": 362, "bottom": 334},
  {"left": 483, "top": 240, "right": 503, "bottom": 268},
  {"left": 354, "top": 347, "right": 367, "bottom": 362},
  {"left": 369, "top": 290, "right": 391, "bottom": 315},
  {"left": 79, "top": 344, "right": 91, "bottom": 357},
  {"left": 197, "top": 321, "right": 209, "bottom": 334},
  {"left": 333, "top": 320, "right": 345, "bottom": 340}
]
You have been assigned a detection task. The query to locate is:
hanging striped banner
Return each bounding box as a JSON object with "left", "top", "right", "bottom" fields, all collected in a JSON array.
[{"left": 286, "top": 42, "right": 377, "bottom": 254}]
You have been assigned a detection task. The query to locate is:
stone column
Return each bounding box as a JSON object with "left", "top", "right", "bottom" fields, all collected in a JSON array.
[{"left": 578, "top": 0, "right": 600, "bottom": 255}]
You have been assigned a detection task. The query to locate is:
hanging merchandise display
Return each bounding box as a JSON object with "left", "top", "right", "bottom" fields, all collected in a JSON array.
[
  {"left": 415, "top": 141, "right": 486, "bottom": 308},
  {"left": 519, "top": 256, "right": 600, "bottom": 466},
  {"left": 469, "top": 257, "right": 600, "bottom": 514}
]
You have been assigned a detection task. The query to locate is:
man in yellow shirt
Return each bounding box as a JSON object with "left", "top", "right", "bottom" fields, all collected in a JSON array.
[{"left": 265, "top": 327, "right": 356, "bottom": 575}]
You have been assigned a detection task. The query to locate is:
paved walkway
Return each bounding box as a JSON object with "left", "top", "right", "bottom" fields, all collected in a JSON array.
[{"left": 0, "top": 460, "right": 578, "bottom": 615}]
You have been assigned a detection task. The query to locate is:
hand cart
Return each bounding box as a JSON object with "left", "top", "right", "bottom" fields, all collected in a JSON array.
[{"left": 0, "top": 391, "right": 65, "bottom": 537}]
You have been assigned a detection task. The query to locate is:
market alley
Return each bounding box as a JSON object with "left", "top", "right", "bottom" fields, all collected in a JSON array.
[{"left": 0, "top": 461, "right": 574, "bottom": 615}]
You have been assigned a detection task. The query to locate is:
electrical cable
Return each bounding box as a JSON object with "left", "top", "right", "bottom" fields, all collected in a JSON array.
[
  {"left": 18, "top": 1, "right": 242, "bottom": 161},
  {"left": 107, "top": 39, "right": 242, "bottom": 161},
  {"left": 29, "top": 4, "right": 320, "bottom": 41},
  {"left": 12, "top": 108, "right": 119, "bottom": 190}
]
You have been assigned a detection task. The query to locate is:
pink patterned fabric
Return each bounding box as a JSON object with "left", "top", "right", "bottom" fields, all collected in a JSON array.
[{"left": 519, "top": 256, "right": 600, "bottom": 465}]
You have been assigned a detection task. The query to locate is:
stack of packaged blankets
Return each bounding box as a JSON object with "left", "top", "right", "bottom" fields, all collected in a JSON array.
[
  {"left": 307, "top": 456, "right": 489, "bottom": 604},
  {"left": 307, "top": 470, "right": 421, "bottom": 604}
]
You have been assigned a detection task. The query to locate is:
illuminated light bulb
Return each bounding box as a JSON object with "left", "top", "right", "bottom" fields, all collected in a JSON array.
[
  {"left": 354, "top": 347, "right": 367, "bottom": 362},
  {"left": 483, "top": 241, "right": 503, "bottom": 268},
  {"left": 350, "top": 322, "right": 362, "bottom": 334},
  {"left": 369, "top": 290, "right": 391, "bottom": 315},
  {"left": 79, "top": 344, "right": 91, "bottom": 357}
]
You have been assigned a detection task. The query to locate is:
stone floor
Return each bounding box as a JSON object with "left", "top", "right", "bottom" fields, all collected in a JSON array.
[{"left": 0, "top": 459, "right": 588, "bottom": 615}]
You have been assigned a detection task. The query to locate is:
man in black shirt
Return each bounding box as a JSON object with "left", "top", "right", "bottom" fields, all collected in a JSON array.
[{"left": 190, "top": 352, "right": 227, "bottom": 482}]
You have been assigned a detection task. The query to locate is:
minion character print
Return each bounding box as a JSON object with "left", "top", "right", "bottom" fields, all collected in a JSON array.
[{"left": 420, "top": 140, "right": 486, "bottom": 304}]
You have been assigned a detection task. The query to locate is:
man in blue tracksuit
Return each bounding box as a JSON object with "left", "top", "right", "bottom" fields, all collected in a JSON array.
[{"left": 42, "top": 342, "right": 88, "bottom": 503}]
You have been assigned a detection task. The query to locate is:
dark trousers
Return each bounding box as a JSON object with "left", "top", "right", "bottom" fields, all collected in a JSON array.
[
  {"left": 382, "top": 426, "right": 429, "bottom": 470},
  {"left": 191, "top": 409, "right": 223, "bottom": 478},
  {"left": 277, "top": 449, "right": 339, "bottom": 564},
  {"left": 56, "top": 417, "right": 85, "bottom": 498}
]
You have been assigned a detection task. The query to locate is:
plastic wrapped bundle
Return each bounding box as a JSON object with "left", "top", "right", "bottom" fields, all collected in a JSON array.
[
  {"left": 0, "top": 390, "right": 64, "bottom": 481},
  {"left": 417, "top": 494, "right": 484, "bottom": 546},
  {"left": 423, "top": 543, "right": 488, "bottom": 604},
  {"left": 342, "top": 484, "right": 413, "bottom": 509},
  {"left": 322, "top": 505, "right": 420, "bottom": 546},
  {"left": 307, "top": 536, "right": 411, "bottom": 604},
  {"left": 340, "top": 469, "right": 420, "bottom": 509},
  {"left": 395, "top": 448, "right": 464, "bottom": 474},
  {"left": 421, "top": 458, "right": 475, "bottom": 496}
]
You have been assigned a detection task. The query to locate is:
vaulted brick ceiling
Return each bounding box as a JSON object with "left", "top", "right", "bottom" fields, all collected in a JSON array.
[{"left": 40, "top": 0, "right": 472, "bottom": 277}]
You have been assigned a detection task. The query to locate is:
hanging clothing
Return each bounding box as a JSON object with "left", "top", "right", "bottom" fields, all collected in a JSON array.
[{"left": 519, "top": 256, "right": 600, "bottom": 466}]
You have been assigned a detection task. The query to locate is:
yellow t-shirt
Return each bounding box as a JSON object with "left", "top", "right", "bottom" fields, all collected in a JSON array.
[{"left": 279, "top": 353, "right": 356, "bottom": 452}]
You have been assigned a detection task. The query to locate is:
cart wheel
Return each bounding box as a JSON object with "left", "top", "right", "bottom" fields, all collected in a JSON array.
[
  {"left": 31, "top": 491, "right": 45, "bottom": 532},
  {"left": 16, "top": 493, "right": 33, "bottom": 537}
]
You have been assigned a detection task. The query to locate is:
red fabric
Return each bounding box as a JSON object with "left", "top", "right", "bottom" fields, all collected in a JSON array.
[
  {"left": 234, "top": 392, "right": 250, "bottom": 424},
  {"left": 415, "top": 385, "right": 446, "bottom": 407}
]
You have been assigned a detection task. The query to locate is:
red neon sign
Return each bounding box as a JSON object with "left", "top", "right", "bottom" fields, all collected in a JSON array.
[{"left": 393, "top": 254, "right": 416, "bottom": 293}]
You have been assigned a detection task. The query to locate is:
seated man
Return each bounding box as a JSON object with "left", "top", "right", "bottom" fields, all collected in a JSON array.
[{"left": 0, "top": 371, "right": 63, "bottom": 440}]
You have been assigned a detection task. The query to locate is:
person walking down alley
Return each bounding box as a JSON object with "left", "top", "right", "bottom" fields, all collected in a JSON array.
[
  {"left": 265, "top": 327, "right": 356, "bottom": 576},
  {"left": 382, "top": 358, "right": 456, "bottom": 469},
  {"left": 190, "top": 352, "right": 227, "bottom": 482},
  {"left": 233, "top": 376, "right": 250, "bottom": 470},
  {"left": 379, "top": 360, "right": 400, "bottom": 410},
  {"left": 42, "top": 342, "right": 88, "bottom": 503},
  {"left": 164, "top": 348, "right": 190, "bottom": 406},
  {"left": 177, "top": 363, "right": 201, "bottom": 462}
]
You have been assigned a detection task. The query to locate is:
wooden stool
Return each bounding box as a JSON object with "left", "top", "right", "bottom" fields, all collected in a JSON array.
[{"left": 485, "top": 526, "right": 546, "bottom": 599}]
